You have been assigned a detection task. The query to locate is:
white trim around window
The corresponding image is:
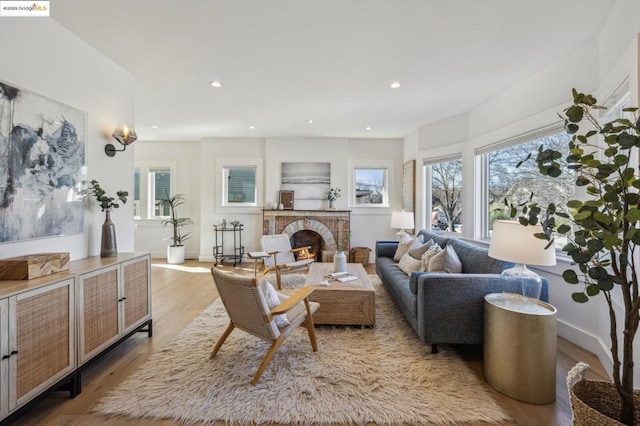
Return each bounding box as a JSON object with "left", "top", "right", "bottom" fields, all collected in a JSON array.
[
  {"left": 134, "top": 160, "right": 177, "bottom": 221},
  {"left": 347, "top": 159, "right": 393, "bottom": 210},
  {"left": 215, "top": 157, "right": 263, "bottom": 212}
]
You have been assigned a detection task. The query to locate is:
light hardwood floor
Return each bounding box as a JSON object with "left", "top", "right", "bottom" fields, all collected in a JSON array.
[{"left": 8, "top": 260, "right": 609, "bottom": 426}]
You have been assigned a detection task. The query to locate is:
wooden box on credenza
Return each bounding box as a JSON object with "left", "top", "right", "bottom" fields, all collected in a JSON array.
[{"left": 0, "top": 252, "right": 70, "bottom": 280}]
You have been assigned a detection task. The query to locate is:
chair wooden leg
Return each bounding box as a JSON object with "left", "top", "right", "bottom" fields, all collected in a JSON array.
[
  {"left": 304, "top": 299, "right": 318, "bottom": 352},
  {"left": 210, "top": 322, "right": 235, "bottom": 359},
  {"left": 251, "top": 335, "right": 286, "bottom": 386}
]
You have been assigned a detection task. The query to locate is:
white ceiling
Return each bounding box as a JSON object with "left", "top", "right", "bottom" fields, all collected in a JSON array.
[{"left": 51, "top": 0, "right": 615, "bottom": 142}]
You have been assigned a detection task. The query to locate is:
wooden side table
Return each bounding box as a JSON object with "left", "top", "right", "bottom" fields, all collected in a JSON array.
[{"left": 483, "top": 293, "right": 557, "bottom": 404}]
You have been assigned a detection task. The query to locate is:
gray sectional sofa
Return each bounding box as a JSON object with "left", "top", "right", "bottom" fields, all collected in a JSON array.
[{"left": 376, "top": 229, "right": 549, "bottom": 353}]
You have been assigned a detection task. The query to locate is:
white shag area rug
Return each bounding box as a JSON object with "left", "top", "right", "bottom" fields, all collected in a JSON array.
[{"left": 94, "top": 274, "right": 510, "bottom": 425}]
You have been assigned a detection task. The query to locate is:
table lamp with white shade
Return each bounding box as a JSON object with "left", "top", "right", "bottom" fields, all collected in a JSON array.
[
  {"left": 390, "top": 211, "right": 414, "bottom": 237},
  {"left": 488, "top": 220, "right": 556, "bottom": 299}
]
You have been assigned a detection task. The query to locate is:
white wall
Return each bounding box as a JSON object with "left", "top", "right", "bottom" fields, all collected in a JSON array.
[
  {"left": 406, "top": 0, "right": 640, "bottom": 382},
  {"left": 134, "top": 140, "right": 201, "bottom": 259},
  {"left": 135, "top": 137, "right": 404, "bottom": 263},
  {"left": 0, "top": 19, "right": 135, "bottom": 261}
]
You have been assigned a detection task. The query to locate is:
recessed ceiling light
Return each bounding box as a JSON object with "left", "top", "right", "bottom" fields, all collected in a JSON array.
[
  {"left": 249, "top": 125, "right": 256, "bottom": 130},
  {"left": 365, "top": 126, "right": 372, "bottom": 131},
  {"left": 308, "top": 119, "right": 313, "bottom": 124},
  {"left": 390, "top": 81, "right": 401, "bottom": 89},
  {"left": 151, "top": 125, "right": 159, "bottom": 129},
  {"left": 209, "top": 80, "right": 223, "bottom": 88}
]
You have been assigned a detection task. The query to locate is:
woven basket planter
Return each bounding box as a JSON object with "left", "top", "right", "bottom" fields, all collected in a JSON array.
[
  {"left": 350, "top": 247, "right": 371, "bottom": 265},
  {"left": 568, "top": 363, "right": 640, "bottom": 425}
]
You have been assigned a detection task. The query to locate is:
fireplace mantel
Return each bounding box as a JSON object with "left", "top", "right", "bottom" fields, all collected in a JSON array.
[{"left": 262, "top": 209, "right": 351, "bottom": 261}]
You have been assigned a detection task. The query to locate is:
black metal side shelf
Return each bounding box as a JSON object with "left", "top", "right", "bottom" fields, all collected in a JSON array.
[{"left": 213, "top": 224, "right": 244, "bottom": 266}]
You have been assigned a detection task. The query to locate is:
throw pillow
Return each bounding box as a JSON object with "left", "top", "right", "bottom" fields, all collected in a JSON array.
[
  {"left": 260, "top": 279, "right": 290, "bottom": 327},
  {"left": 393, "top": 233, "right": 415, "bottom": 261},
  {"left": 398, "top": 252, "right": 423, "bottom": 275},
  {"left": 420, "top": 244, "right": 442, "bottom": 271},
  {"left": 428, "top": 245, "right": 463, "bottom": 273},
  {"left": 409, "top": 238, "right": 434, "bottom": 260}
]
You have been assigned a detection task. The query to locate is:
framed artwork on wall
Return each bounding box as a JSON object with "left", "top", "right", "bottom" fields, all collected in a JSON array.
[
  {"left": 281, "top": 162, "right": 330, "bottom": 200},
  {"left": 0, "top": 79, "right": 86, "bottom": 243},
  {"left": 403, "top": 160, "right": 415, "bottom": 214},
  {"left": 279, "top": 190, "right": 294, "bottom": 210}
]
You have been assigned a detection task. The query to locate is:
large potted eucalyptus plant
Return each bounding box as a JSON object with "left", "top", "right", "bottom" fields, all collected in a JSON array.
[
  {"left": 512, "top": 89, "right": 640, "bottom": 424},
  {"left": 160, "top": 191, "right": 193, "bottom": 264}
]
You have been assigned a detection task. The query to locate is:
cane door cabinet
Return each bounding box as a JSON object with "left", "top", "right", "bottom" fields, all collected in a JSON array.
[{"left": 0, "top": 252, "right": 152, "bottom": 423}]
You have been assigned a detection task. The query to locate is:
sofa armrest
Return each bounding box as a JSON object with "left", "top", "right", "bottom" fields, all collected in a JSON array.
[
  {"left": 376, "top": 240, "right": 398, "bottom": 258},
  {"left": 416, "top": 273, "right": 504, "bottom": 345},
  {"left": 415, "top": 273, "right": 549, "bottom": 345}
]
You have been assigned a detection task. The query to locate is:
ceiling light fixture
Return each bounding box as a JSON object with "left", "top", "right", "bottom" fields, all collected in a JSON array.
[
  {"left": 151, "top": 125, "right": 159, "bottom": 129},
  {"left": 249, "top": 125, "right": 256, "bottom": 130},
  {"left": 308, "top": 119, "right": 313, "bottom": 124},
  {"left": 390, "top": 81, "right": 401, "bottom": 89},
  {"left": 209, "top": 80, "right": 222, "bottom": 88},
  {"left": 365, "top": 126, "right": 372, "bottom": 131}
]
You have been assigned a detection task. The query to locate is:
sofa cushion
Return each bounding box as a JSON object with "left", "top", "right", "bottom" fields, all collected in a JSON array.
[
  {"left": 428, "top": 245, "right": 462, "bottom": 273},
  {"left": 393, "top": 233, "right": 414, "bottom": 261},
  {"left": 417, "top": 230, "right": 449, "bottom": 249},
  {"left": 420, "top": 245, "right": 442, "bottom": 271},
  {"left": 259, "top": 279, "right": 290, "bottom": 327},
  {"left": 398, "top": 253, "right": 422, "bottom": 275},
  {"left": 447, "top": 238, "right": 510, "bottom": 274},
  {"left": 409, "top": 238, "right": 433, "bottom": 259}
]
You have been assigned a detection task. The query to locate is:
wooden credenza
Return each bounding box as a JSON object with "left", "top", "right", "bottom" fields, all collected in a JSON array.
[{"left": 0, "top": 253, "right": 152, "bottom": 422}]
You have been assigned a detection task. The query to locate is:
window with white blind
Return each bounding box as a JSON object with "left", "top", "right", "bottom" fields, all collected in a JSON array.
[
  {"left": 224, "top": 166, "right": 257, "bottom": 204},
  {"left": 216, "top": 158, "right": 263, "bottom": 208}
]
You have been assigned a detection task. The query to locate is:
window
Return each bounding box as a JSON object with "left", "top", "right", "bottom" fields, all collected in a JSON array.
[
  {"left": 216, "top": 158, "right": 263, "bottom": 209},
  {"left": 480, "top": 129, "right": 575, "bottom": 245},
  {"left": 149, "top": 168, "right": 171, "bottom": 217},
  {"left": 134, "top": 161, "right": 177, "bottom": 220},
  {"left": 353, "top": 167, "right": 387, "bottom": 206},
  {"left": 224, "top": 166, "right": 256, "bottom": 204},
  {"left": 426, "top": 158, "right": 463, "bottom": 233}
]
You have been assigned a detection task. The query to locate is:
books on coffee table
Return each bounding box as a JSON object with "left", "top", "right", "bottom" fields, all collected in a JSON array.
[{"left": 324, "top": 271, "right": 358, "bottom": 282}]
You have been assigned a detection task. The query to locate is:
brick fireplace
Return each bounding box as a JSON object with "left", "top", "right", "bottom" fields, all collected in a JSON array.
[{"left": 262, "top": 209, "right": 350, "bottom": 262}]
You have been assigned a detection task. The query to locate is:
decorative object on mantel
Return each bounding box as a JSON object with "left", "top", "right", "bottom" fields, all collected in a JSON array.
[
  {"left": 105, "top": 124, "right": 137, "bottom": 157},
  {"left": 160, "top": 191, "right": 193, "bottom": 265},
  {"left": 279, "top": 190, "right": 294, "bottom": 209},
  {"left": 327, "top": 187, "right": 341, "bottom": 210},
  {"left": 88, "top": 179, "right": 128, "bottom": 258},
  {"left": 0, "top": 252, "right": 70, "bottom": 280}
]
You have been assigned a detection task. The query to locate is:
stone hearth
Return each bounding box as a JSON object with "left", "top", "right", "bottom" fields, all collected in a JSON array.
[{"left": 262, "top": 210, "right": 350, "bottom": 262}]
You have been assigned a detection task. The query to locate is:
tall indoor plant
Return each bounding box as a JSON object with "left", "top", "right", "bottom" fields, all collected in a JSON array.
[
  {"left": 87, "top": 179, "right": 128, "bottom": 257},
  {"left": 513, "top": 89, "right": 640, "bottom": 424},
  {"left": 161, "top": 191, "right": 193, "bottom": 264}
]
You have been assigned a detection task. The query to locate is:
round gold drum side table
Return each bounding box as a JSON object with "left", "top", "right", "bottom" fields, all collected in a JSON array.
[{"left": 483, "top": 293, "right": 557, "bottom": 404}]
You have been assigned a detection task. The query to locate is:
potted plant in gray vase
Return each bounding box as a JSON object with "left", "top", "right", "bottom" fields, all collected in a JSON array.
[
  {"left": 161, "top": 190, "right": 193, "bottom": 265},
  {"left": 511, "top": 89, "right": 640, "bottom": 424}
]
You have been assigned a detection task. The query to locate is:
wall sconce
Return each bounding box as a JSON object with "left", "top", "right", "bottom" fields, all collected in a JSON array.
[{"left": 105, "top": 125, "right": 137, "bottom": 157}]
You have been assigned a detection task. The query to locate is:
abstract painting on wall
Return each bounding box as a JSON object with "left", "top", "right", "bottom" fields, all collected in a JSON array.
[
  {"left": 0, "top": 80, "right": 86, "bottom": 243},
  {"left": 281, "top": 162, "right": 330, "bottom": 200}
]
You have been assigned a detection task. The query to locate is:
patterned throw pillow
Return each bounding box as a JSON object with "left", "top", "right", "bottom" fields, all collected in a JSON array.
[
  {"left": 420, "top": 245, "right": 442, "bottom": 271},
  {"left": 398, "top": 253, "right": 423, "bottom": 275},
  {"left": 260, "top": 279, "right": 290, "bottom": 327},
  {"left": 393, "top": 233, "right": 416, "bottom": 261},
  {"left": 409, "top": 238, "right": 434, "bottom": 260},
  {"left": 428, "top": 245, "right": 462, "bottom": 273}
]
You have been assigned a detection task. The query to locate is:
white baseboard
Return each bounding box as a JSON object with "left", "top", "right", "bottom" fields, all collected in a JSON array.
[{"left": 558, "top": 319, "right": 613, "bottom": 380}]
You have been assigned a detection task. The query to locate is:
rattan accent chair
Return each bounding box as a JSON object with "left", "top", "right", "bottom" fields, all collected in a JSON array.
[
  {"left": 210, "top": 267, "right": 320, "bottom": 385},
  {"left": 260, "top": 233, "right": 315, "bottom": 289}
]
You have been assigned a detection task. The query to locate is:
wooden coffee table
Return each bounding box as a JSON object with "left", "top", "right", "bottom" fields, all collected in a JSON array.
[{"left": 304, "top": 262, "right": 375, "bottom": 326}]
